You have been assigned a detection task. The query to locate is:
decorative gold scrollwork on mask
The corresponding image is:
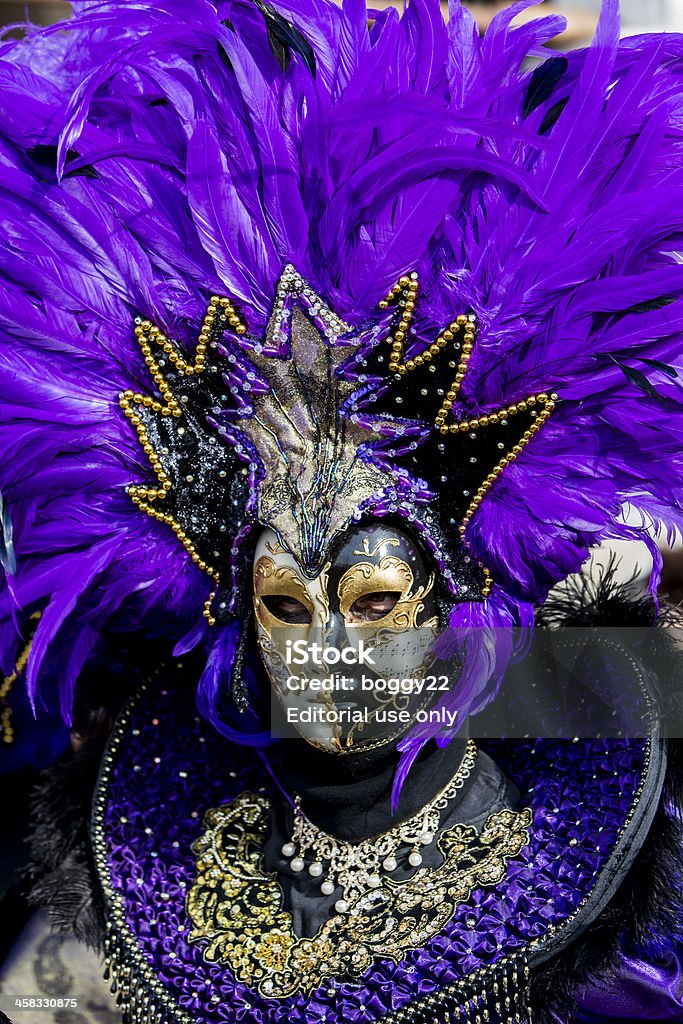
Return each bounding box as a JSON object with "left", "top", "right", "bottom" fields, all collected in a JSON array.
[
  {"left": 253, "top": 555, "right": 330, "bottom": 637},
  {"left": 338, "top": 555, "right": 435, "bottom": 631}
]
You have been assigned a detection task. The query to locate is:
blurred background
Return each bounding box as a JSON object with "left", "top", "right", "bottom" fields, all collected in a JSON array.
[{"left": 0, "top": 0, "right": 682, "bottom": 41}]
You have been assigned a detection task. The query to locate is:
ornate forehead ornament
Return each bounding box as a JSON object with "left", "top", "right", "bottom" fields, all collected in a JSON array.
[{"left": 120, "top": 267, "right": 555, "bottom": 624}]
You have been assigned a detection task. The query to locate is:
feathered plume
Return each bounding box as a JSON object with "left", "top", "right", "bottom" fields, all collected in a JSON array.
[{"left": 0, "top": 0, "right": 681, "bottom": 734}]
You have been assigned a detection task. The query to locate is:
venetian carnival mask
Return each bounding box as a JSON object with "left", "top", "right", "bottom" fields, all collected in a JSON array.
[
  {"left": 253, "top": 522, "right": 441, "bottom": 752},
  {"left": 120, "top": 265, "right": 556, "bottom": 719}
]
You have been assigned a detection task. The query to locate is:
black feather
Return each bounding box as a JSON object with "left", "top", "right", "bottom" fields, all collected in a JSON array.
[
  {"left": 610, "top": 355, "right": 670, "bottom": 405},
  {"left": 539, "top": 96, "right": 569, "bottom": 136},
  {"left": 25, "top": 736, "right": 107, "bottom": 949},
  {"left": 252, "top": 0, "right": 316, "bottom": 76},
  {"left": 626, "top": 295, "right": 677, "bottom": 314},
  {"left": 524, "top": 56, "right": 569, "bottom": 117},
  {"left": 640, "top": 356, "right": 678, "bottom": 379}
]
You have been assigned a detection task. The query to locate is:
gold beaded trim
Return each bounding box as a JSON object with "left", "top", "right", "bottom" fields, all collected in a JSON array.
[
  {"left": 379, "top": 274, "right": 557, "bottom": 598},
  {"left": 0, "top": 611, "right": 41, "bottom": 744},
  {"left": 119, "top": 297, "right": 247, "bottom": 625}
]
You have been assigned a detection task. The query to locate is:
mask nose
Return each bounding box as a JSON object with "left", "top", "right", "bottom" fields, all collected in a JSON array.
[{"left": 307, "top": 608, "right": 348, "bottom": 661}]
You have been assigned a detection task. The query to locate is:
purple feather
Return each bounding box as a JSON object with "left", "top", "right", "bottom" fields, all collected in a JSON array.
[{"left": 0, "top": 0, "right": 679, "bottom": 753}]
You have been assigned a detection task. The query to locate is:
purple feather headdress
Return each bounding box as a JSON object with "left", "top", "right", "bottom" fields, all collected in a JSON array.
[{"left": 0, "top": 0, "right": 682, "bottom": 740}]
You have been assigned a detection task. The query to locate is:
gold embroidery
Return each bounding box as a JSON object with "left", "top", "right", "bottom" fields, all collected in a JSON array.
[{"left": 186, "top": 792, "right": 532, "bottom": 998}]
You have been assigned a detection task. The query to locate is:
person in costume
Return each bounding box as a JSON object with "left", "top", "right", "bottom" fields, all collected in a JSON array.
[{"left": 1, "top": 0, "right": 683, "bottom": 1021}]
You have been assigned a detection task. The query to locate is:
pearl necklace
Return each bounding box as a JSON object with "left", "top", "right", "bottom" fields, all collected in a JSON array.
[{"left": 281, "top": 739, "right": 478, "bottom": 914}]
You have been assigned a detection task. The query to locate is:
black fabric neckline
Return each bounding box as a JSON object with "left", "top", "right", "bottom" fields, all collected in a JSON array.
[{"left": 269, "top": 734, "right": 469, "bottom": 843}]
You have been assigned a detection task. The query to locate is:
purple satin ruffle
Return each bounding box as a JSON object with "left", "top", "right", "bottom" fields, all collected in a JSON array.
[{"left": 575, "top": 949, "right": 683, "bottom": 1022}]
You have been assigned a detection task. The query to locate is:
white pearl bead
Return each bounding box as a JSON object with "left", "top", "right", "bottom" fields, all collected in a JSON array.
[
  {"left": 321, "top": 880, "right": 335, "bottom": 895},
  {"left": 308, "top": 862, "right": 323, "bottom": 877},
  {"left": 290, "top": 857, "right": 305, "bottom": 872},
  {"left": 335, "top": 899, "right": 349, "bottom": 913},
  {"left": 383, "top": 856, "right": 398, "bottom": 872},
  {"left": 281, "top": 842, "right": 296, "bottom": 857},
  {"left": 368, "top": 874, "right": 381, "bottom": 888},
  {"left": 408, "top": 851, "right": 423, "bottom": 867},
  {"left": 420, "top": 831, "right": 434, "bottom": 845}
]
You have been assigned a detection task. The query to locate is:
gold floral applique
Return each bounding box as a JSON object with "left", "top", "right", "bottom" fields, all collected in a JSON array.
[{"left": 186, "top": 792, "right": 532, "bottom": 999}]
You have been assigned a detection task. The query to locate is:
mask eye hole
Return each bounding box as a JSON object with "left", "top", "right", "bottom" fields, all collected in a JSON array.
[
  {"left": 348, "top": 591, "right": 401, "bottom": 623},
  {"left": 261, "top": 595, "right": 312, "bottom": 625}
]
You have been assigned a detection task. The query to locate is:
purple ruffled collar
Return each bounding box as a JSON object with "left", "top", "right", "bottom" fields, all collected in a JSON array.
[{"left": 93, "top": 681, "right": 660, "bottom": 1024}]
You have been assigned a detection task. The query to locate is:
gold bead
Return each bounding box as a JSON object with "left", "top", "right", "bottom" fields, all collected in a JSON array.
[
  {"left": 236, "top": 325, "right": 246, "bottom": 335},
  {"left": 406, "top": 360, "right": 415, "bottom": 371},
  {"left": 442, "top": 329, "right": 453, "bottom": 342},
  {"left": 378, "top": 299, "right": 388, "bottom": 309},
  {"left": 456, "top": 315, "right": 468, "bottom": 326},
  {"left": 399, "top": 275, "right": 410, "bottom": 287},
  {"left": 394, "top": 332, "right": 405, "bottom": 342}
]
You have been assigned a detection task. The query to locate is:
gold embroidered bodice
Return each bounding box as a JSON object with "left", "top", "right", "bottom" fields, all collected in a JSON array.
[{"left": 186, "top": 791, "right": 531, "bottom": 998}]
